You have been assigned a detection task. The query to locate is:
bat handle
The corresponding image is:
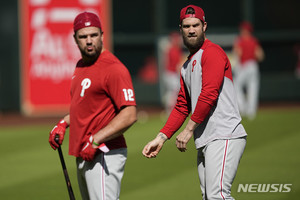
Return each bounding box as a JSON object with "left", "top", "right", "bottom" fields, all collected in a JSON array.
[{"left": 55, "top": 135, "right": 60, "bottom": 146}]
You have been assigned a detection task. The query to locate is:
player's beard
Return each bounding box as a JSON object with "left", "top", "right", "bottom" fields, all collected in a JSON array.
[
  {"left": 80, "top": 42, "right": 102, "bottom": 63},
  {"left": 183, "top": 31, "right": 205, "bottom": 53}
]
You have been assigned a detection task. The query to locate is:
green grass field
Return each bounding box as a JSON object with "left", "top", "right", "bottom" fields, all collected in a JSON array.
[{"left": 0, "top": 107, "right": 299, "bottom": 199}]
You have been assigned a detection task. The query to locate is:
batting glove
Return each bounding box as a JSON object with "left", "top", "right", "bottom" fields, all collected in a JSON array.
[
  {"left": 80, "top": 135, "right": 97, "bottom": 161},
  {"left": 49, "top": 119, "right": 69, "bottom": 150},
  {"left": 80, "top": 141, "right": 97, "bottom": 161},
  {"left": 80, "top": 135, "right": 109, "bottom": 161}
]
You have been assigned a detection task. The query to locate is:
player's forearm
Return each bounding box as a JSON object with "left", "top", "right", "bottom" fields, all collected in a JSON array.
[
  {"left": 233, "top": 45, "right": 242, "bottom": 57},
  {"left": 63, "top": 114, "right": 70, "bottom": 126},
  {"left": 160, "top": 107, "right": 189, "bottom": 138},
  {"left": 156, "top": 132, "right": 168, "bottom": 143},
  {"left": 255, "top": 46, "right": 264, "bottom": 62},
  {"left": 93, "top": 106, "right": 137, "bottom": 144},
  {"left": 184, "top": 119, "right": 199, "bottom": 132}
]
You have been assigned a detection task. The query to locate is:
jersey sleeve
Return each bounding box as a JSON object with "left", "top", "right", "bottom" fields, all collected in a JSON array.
[
  {"left": 190, "top": 46, "right": 228, "bottom": 124},
  {"left": 106, "top": 64, "right": 136, "bottom": 110},
  {"left": 160, "top": 74, "right": 191, "bottom": 138}
]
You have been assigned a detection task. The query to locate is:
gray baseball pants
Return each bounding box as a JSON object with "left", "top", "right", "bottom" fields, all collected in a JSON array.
[
  {"left": 76, "top": 148, "right": 127, "bottom": 200},
  {"left": 197, "top": 137, "right": 246, "bottom": 200}
]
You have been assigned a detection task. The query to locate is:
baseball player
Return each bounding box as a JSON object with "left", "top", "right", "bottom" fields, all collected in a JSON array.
[
  {"left": 163, "top": 32, "right": 184, "bottom": 115},
  {"left": 233, "top": 21, "right": 264, "bottom": 120},
  {"left": 48, "top": 12, "right": 137, "bottom": 200},
  {"left": 143, "top": 5, "right": 247, "bottom": 200}
]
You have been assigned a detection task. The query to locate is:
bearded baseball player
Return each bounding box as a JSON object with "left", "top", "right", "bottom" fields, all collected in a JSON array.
[
  {"left": 49, "top": 12, "right": 137, "bottom": 200},
  {"left": 143, "top": 5, "right": 247, "bottom": 200}
]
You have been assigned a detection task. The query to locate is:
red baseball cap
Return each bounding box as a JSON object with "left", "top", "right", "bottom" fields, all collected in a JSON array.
[
  {"left": 180, "top": 5, "right": 205, "bottom": 23},
  {"left": 73, "top": 11, "right": 102, "bottom": 32}
]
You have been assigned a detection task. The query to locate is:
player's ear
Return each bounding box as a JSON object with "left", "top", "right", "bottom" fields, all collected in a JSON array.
[
  {"left": 73, "top": 33, "right": 78, "bottom": 45},
  {"left": 98, "top": 28, "right": 104, "bottom": 42},
  {"left": 203, "top": 22, "right": 208, "bottom": 32},
  {"left": 179, "top": 24, "right": 182, "bottom": 33},
  {"left": 100, "top": 31, "right": 104, "bottom": 43}
]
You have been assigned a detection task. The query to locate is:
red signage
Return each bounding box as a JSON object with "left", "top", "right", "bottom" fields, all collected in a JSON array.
[{"left": 20, "top": 0, "right": 111, "bottom": 115}]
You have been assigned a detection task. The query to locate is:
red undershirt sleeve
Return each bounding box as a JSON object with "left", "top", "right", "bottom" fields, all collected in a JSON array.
[
  {"left": 160, "top": 75, "right": 191, "bottom": 138},
  {"left": 190, "top": 46, "right": 228, "bottom": 124}
]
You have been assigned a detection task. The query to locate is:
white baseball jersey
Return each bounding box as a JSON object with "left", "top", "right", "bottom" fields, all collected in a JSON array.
[{"left": 161, "top": 39, "right": 247, "bottom": 149}]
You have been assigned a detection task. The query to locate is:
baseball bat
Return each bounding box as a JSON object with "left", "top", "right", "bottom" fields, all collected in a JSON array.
[{"left": 55, "top": 135, "right": 76, "bottom": 200}]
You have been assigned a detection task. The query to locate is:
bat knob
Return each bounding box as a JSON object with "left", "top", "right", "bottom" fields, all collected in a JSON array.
[{"left": 55, "top": 135, "right": 60, "bottom": 145}]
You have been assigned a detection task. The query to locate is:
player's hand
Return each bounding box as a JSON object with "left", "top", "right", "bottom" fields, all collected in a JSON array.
[
  {"left": 80, "top": 135, "right": 109, "bottom": 161},
  {"left": 80, "top": 135, "right": 97, "bottom": 161},
  {"left": 142, "top": 133, "right": 167, "bottom": 158},
  {"left": 90, "top": 135, "right": 110, "bottom": 153},
  {"left": 176, "top": 129, "right": 193, "bottom": 152},
  {"left": 80, "top": 141, "right": 97, "bottom": 161},
  {"left": 49, "top": 119, "right": 69, "bottom": 150}
]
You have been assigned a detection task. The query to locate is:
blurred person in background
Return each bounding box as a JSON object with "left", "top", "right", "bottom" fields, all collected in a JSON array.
[
  {"left": 163, "top": 31, "right": 184, "bottom": 115},
  {"left": 48, "top": 12, "right": 137, "bottom": 200},
  {"left": 137, "top": 56, "right": 159, "bottom": 84},
  {"left": 233, "top": 21, "right": 264, "bottom": 120},
  {"left": 143, "top": 5, "right": 247, "bottom": 200}
]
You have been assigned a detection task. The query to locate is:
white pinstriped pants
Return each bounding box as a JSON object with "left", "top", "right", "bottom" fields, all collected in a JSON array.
[
  {"left": 197, "top": 137, "right": 246, "bottom": 200},
  {"left": 76, "top": 148, "right": 127, "bottom": 200}
]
